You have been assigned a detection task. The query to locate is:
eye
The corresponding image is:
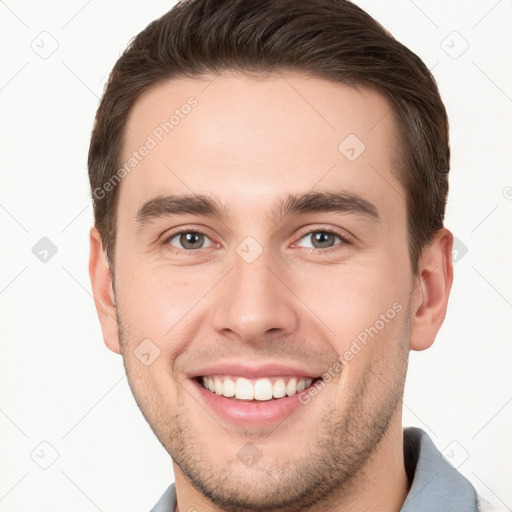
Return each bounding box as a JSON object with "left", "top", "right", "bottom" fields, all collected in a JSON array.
[
  {"left": 166, "top": 231, "right": 213, "bottom": 250},
  {"left": 297, "top": 230, "right": 345, "bottom": 249}
]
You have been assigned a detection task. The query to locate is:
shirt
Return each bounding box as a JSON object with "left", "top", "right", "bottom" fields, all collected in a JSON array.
[{"left": 149, "top": 427, "right": 480, "bottom": 512}]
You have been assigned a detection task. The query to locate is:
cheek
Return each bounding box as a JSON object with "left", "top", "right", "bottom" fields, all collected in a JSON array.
[
  {"left": 291, "top": 261, "right": 410, "bottom": 358},
  {"left": 115, "top": 260, "right": 203, "bottom": 336},
  {"left": 117, "top": 303, "right": 180, "bottom": 419}
]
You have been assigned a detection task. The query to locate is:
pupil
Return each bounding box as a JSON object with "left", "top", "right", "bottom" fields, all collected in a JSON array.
[
  {"left": 181, "top": 232, "right": 203, "bottom": 249},
  {"left": 313, "top": 232, "right": 334, "bottom": 248}
]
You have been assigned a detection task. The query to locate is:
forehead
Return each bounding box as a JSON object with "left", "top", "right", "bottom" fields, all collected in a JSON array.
[{"left": 119, "top": 72, "right": 404, "bottom": 222}]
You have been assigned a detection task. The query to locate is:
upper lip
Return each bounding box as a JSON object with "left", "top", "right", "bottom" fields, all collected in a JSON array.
[{"left": 187, "top": 362, "right": 321, "bottom": 380}]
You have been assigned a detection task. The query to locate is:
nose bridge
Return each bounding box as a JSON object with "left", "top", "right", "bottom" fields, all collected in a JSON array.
[{"left": 212, "top": 247, "right": 297, "bottom": 341}]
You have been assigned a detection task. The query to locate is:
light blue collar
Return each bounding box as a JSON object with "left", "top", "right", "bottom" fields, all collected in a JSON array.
[{"left": 149, "top": 427, "right": 479, "bottom": 512}]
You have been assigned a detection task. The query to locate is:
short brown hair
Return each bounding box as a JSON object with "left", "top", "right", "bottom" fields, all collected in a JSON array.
[{"left": 88, "top": 0, "right": 449, "bottom": 274}]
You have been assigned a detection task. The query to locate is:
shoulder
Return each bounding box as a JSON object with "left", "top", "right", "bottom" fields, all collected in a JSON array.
[
  {"left": 401, "top": 427, "right": 479, "bottom": 512},
  {"left": 148, "top": 483, "right": 176, "bottom": 512}
]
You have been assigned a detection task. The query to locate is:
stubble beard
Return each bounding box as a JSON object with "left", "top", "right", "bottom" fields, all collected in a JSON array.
[{"left": 117, "top": 306, "right": 410, "bottom": 512}]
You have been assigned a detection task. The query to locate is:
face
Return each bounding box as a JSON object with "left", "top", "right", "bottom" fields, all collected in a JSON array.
[{"left": 99, "top": 72, "right": 421, "bottom": 511}]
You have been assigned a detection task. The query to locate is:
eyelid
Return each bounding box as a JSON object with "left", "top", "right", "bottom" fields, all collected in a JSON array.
[
  {"left": 160, "top": 224, "right": 354, "bottom": 254},
  {"left": 293, "top": 224, "right": 354, "bottom": 246},
  {"left": 161, "top": 225, "right": 217, "bottom": 251}
]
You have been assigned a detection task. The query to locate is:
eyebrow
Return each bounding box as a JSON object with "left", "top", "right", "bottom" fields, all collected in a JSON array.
[
  {"left": 135, "top": 190, "right": 379, "bottom": 228},
  {"left": 272, "top": 190, "right": 379, "bottom": 224},
  {"left": 135, "top": 194, "right": 230, "bottom": 229}
]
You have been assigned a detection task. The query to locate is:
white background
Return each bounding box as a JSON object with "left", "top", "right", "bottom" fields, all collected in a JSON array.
[{"left": 0, "top": 1, "right": 511, "bottom": 511}]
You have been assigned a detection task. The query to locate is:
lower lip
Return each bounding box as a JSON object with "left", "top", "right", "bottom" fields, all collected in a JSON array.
[{"left": 192, "top": 379, "right": 309, "bottom": 426}]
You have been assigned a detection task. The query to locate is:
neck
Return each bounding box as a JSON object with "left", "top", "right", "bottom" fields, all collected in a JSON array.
[{"left": 328, "top": 418, "right": 410, "bottom": 512}]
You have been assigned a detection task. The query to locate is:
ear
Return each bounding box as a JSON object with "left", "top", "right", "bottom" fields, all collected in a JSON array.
[
  {"left": 410, "top": 228, "right": 454, "bottom": 351},
  {"left": 89, "top": 227, "right": 121, "bottom": 354}
]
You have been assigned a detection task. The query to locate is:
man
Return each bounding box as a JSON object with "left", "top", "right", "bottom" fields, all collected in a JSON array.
[{"left": 88, "top": 1, "right": 481, "bottom": 510}]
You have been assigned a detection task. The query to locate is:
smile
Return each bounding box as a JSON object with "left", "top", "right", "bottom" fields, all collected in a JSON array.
[{"left": 198, "top": 375, "right": 318, "bottom": 401}]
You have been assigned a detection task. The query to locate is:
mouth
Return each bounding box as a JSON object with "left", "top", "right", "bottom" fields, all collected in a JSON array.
[
  {"left": 195, "top": 375, "right": 320, "bottom": 401},
  {"left": 189, "top": 368, "right": 324, "bottom": 426}
]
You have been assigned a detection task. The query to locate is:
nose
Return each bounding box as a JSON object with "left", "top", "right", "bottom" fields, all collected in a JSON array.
[{"left": 211, "top": 250, "right": 299, "bottom": 344}]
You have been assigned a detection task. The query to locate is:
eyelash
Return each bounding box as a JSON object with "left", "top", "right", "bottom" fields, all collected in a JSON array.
[
  {"left": 161, "top": 226, "right": 352, "bottom": 255},
  {"left": 294, "top": 225, "right": 352, "bottom": 254},
  {"left": 162, "top": 226, "right": 213, "bottom": 255}
]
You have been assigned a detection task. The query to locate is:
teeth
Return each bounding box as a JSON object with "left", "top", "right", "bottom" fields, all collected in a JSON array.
[
  {"left": 273, "top": 378, "right": 286, "bottom": 398},
  {"left": 201, "top": 376, "right": 315, "bottom": 400},
  {"left": 214, "top": 377, "right": 223, "bottom": 395},
  {"left": 286, "top": 378, "right": 297, "bottom": 397},
  {"left": 222, "top": 377, "right": 235, "bottom": 397},
  {"left": 253, "top": 378, "right": 273, "bottom": 400},
  {"left": 235, "top": 377, "right": 254, "bottom": 400}
]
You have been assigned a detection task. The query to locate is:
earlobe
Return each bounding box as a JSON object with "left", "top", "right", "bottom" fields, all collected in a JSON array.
[
  {"left": 89, "top": 227, "right": 121, "bottom": 354},
  {"left": 410, "top": 228, "right": 454, "bottom": 351}
]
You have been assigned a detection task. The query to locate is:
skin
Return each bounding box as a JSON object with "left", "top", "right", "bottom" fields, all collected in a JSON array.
[{"left": 89, "top": 72, "right": 453, "bottom": 512}]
